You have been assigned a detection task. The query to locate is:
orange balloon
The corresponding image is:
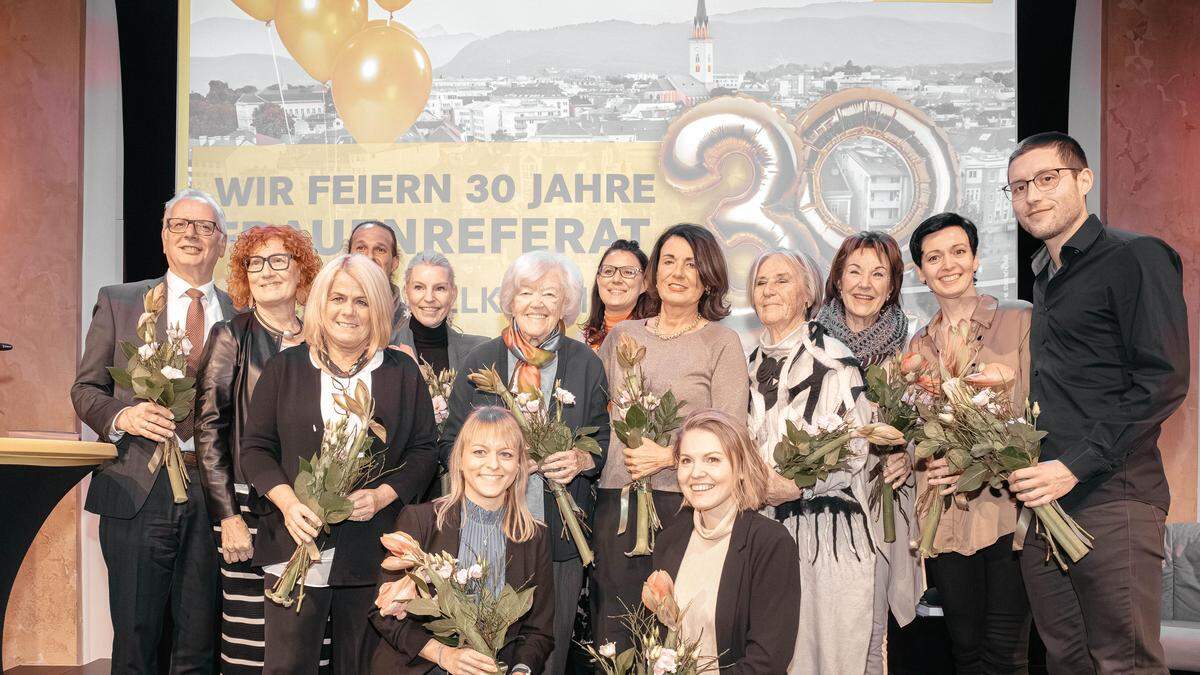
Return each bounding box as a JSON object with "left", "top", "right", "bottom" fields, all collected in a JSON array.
[
  {"left": 331, "top": 22, "right": 432, "bottom": 144},
  {"left": 375, "top": 0, "right": 413, "bottom": 12},
  {"left": 274, "top": 0, "right": 368, "bottom": 83},
  {"left": 231, "top": 0, "right": 274, "bottom": 22}
]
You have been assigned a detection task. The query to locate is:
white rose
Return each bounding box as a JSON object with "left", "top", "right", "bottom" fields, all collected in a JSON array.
[
  {"left": 137, "top": 343, "right": 156, "bottom": 360},
  {"left": 599, "top": 642, "right": 617, "bottom": 658},
  {"left": 468, "top": 563, "right": 483, "bottom": 579},
  {"left": 435, "top": 563, "right": 453, "bottom": 579},
  {"left": 653, "top": 648, "right": 678, "bottom": 675},
  {"left": 160, "top": 366, "right": 185, "bottom": 380},
  {"left": 525, "top": 398, "right": 541, "bottom": 413},
  {"left": 166, "top": 325, "right": 185, "bottom": 341},
  {"left": 454, "top": 568, "right": 469, "bottom": 585},
  {"left": 180, "top": 337, "right": 193, "bottom": 356},
  {"left": 971, "top": 390, "right": 993, "bottom": 407},
  {"left": 554, "top": 387, "right": 576, "bottom": 406},
  {"left": 432, "top": 396, "right": 449, "bottom": 424},
  {"left": 815, "top": 413, "right": 843, "bottom": 433}
]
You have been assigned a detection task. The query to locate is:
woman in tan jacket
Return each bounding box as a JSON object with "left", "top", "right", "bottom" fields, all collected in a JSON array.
[{"left": 908, "top": 212, "right": 1033, "bottom": 675}]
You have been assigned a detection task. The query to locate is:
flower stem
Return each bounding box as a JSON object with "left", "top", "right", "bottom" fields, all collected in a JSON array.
[
  {"left": 882, "top": 483, "right": 896, "bottom": 543},
  {"left": 626, "top": 482, "right": 654, "bottom": 557},
  {"left": 551, "top": 483, "right": 594, "bottom": 566},
  {"left": 918, "top": 490, "right": 944, "bottom": 558}
]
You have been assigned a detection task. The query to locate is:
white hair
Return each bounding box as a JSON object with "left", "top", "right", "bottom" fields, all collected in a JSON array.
[
  {"left": 746, "top": 248, "right": 825, "bottom": 320},
  {"left": 499, "top": 251, "right": 585, "bottom": 324},
  {"left": 405, "top": 250, "right": 456, "bottom": 286},
  {"left": 163, "top": 188, "right": 227, "bottom": 233}
]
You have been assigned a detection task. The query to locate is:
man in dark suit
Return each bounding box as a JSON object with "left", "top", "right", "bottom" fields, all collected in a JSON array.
[{"left": 72, "top": 188, "right": 236, "bottom": 673}]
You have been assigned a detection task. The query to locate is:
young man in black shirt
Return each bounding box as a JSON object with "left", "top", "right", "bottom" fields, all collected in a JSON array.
[{"left": 1006, "top": 131, "right": 1189, "bottom": 674}]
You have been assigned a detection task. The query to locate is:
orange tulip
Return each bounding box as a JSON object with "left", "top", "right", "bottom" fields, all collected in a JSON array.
[
  {"left": 642, "top": 570, "right": 681, "bottom": 629},
  {"left": 375, "top": 575, "right": 417, "bottom": 618},
  {"left": 380, "top": 531, "right": 423, "bottom": 571},
  {"left": 964, "top": 362, "right": 1015, "bottom": 390},
  {"left": 899, "top": 352, "right": 923, "bottom": 375}
]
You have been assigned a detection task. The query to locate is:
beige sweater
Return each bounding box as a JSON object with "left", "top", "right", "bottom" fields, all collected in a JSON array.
[{"left": 598, "top": 319, "right": 750, "bottom": 491}]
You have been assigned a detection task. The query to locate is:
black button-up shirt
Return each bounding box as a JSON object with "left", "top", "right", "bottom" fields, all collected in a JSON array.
[{"left": 1030, "top": 215, "right": 1189, "bottom": 513}]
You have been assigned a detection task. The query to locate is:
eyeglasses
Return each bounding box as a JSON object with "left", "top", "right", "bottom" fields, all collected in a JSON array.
[
  {"left": 1000, "top": 167, "right": 1083, "bottom": 201},
  {"left": 597, "top": 265, "right": 643, "bottom": 279},
  {"left": 243, "top": 254, "right": 292, "bottom": 272},
  {"left": 165, "top": 217, "right": 220, "bottom": 236}
]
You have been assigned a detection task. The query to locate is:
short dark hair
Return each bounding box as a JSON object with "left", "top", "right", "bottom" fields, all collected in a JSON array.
[
  {"left": 646, "top": 224, "right": 730, "bottom": 321},
  {"left": 1008, "top": 131, "right": 1089, "bottom": 169},
  {"left": 346, "top": 220, "right": 398, "bottom": 257},
  {"left": 909, "top": 212, "right": 979, "bottom": 266},
  {"left": 823, "top": 231, "right": 904, "bottom": 310},
  {"left": 580, "top": 239, "right": 654, "bottom": 345}
]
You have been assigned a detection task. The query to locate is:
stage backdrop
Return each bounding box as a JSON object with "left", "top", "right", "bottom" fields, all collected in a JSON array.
[{"left": 175, "top": 0, "right": 1017, "bottom": 341}]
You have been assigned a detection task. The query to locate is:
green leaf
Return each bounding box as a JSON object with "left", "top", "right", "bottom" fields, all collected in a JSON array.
[
  {"left": 574, "top": 435, "right": 602, "bottom": 456},
  {"left": 914, "top": 439, "right": 942, "bottom": 459},
  {"left": 404, "top": 597, "right": 441, "bottom": 617},
  {"left": 624, "top": 406, "right": 647, "bottom": 429},
  {"left": 320, "top": 493, "right": 353, "bottom": 524},
  {"left": 299, "top": 456, "right": 314, "bottom": 475},
  {"left": 119, "top": 342, "right": 139, "bottom": 362},
  {"left": 423, "top": 618, "right": 458, "bottom": 637},
  {"left": 954, "top": 461, "right": 989, "bottom": 494},
  {"left": 174, "top": 376, "right": 196, "bottom": 391},
  {"left": 107, "top": 367, "right": 134, "bottom": 390}
]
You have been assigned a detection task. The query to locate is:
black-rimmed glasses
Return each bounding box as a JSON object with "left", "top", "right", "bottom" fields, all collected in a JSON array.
[
  {"left": 597, "top": 265, "right": 642, "bottom": 279},
  {"left": 1000, "top": 167, "right": 1083, "bottom": 201},
  {"left": 243, "top": 254, "right": 292, "bottom": 272},
  {"left": 165, "top": 217, "right": 220, "bottom": 236}
]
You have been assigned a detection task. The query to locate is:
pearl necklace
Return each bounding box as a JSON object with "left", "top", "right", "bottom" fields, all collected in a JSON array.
[{"left": 649, "top": 314, "right": 702, "bottom": 341}]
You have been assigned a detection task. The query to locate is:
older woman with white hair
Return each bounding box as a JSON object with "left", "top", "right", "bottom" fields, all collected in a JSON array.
[
  {"left": 745, "top": 248, "right": 917, "bottom": 674},
  {"left": 241, "top": 253, "right": 439, "bottom": 674},
  {"left": 439, "top": 250, "right": 610, "bottom": 674},
  {"left": 390, "top": 251, "right": 489, "bottom": 370}
]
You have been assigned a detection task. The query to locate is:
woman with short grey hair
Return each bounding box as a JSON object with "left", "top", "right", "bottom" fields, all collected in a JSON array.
[
  {"left": 390, "top": 250, "right": 488, "bottom": 373},
  {"left": 439, "top": 250, "right": 609, "bottom": 674}
]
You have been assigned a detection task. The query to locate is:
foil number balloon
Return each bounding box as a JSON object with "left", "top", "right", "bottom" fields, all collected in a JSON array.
[
  {"left": 331, "top": 22, "right": 432, "bottom": 143},
  {"left": 274, "top": 0, "right": 369, "bottom": 83}
]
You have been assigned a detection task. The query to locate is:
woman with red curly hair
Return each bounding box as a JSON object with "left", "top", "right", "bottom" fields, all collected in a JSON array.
[{"left": 194, "top": 225, "right": 322, "bottom": 673}]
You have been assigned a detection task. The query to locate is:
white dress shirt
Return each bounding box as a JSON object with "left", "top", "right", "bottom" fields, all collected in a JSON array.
[{"left": 109, "top": 270, "right": 225, "bottom": 451}]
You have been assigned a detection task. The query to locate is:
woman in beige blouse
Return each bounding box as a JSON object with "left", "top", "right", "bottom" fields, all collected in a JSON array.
[
  {"left": 908, "top": 212, "right": 1033, "bottom": 674},
  {"left": 591, "top": 223, "right": 750, "bottom": 651}
]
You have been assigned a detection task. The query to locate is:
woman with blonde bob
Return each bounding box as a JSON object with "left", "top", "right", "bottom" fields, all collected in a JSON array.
[
  {"left": 241, "top": 254, "right": 440, "bottom": 674},
  {"left": 370, "top": 407, "right": 555, "bottom": 675},
  {"left": 650, "top": 409, "right": 800, "bottom": 674}
]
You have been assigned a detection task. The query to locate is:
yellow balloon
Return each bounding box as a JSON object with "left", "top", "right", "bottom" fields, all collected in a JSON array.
[
  {"left": 274, "top": 0, "right": 368, "bottom": 83},
  {"left": 375, "top": 0, "right": 413, "bottom": 12},
  {"left": 231, "top": 0, "right": 274, "bottom": 22},
  {"left": 331, "top": 22, "right": 432, "bottom": 144}
]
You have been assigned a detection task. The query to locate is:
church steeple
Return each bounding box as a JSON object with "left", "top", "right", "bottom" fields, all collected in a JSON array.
[{"left": 692, "top": 0, "right": 710, "bottom": 39}]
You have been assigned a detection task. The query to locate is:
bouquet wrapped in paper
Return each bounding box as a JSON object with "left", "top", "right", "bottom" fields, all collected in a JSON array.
[
  {"left": 376, "top": 530, "right": 536, "bottom": 674},
  {"left": 773, "top": 413, "right": 904, "bottom": 492},
  {"left": 418, "top": 359, "right": 455, "bottom": 433},
  {"left": 105, "top": 282, "right": 195, "bottom": 503},
  {"left": 582, "top": 570, "right": 720, "bottom": 675},
  {"left": 913, "top": 365, "right": 1093, "bottom": 568},
  {"left": 266, "top": 380, "right": 387, "bottom": 610},
  {"left": 611, "top": 334, "right": 685, "bottom": 557},
  {"left": 467, "top": 366, "right": 603, "bottom": 565},
  {"left": 863, "top": 351, "right": 925, "bottom": 542}
]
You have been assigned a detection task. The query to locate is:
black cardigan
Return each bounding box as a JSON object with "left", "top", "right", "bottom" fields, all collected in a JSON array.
[
  {"left": 240, "top": 344, "right": 439, "bottom": 585},
  {"left": 369, "top": 501, "right": 555, "bottom": 674},
  {"left": 438, "top": 335, "right": 610, "bottom": 562},
  {"left": 652, "top": 509, "right": 801, "bottom": 674},
  {"left": 194, "top": 312, "right": 288, "bottom": 524}
]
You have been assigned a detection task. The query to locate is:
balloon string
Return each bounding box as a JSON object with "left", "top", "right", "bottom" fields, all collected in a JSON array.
[{"left": 265, "top": 20, "right": 295, "bottom": 143}]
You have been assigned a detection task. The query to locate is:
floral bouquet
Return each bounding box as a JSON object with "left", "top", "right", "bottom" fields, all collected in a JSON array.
[
  {"left": 913, "top": 367, "right": 1093, "bottom": 568},
  {"left": 467, "top": 366, "right": 603, "bottom": 565},
  {"left": 266, "top": 380, "right": 387, "bottom": 610},
  {"left": 582, "top": 570, "right": 720, "bottom": 675},
  {"left": 863, "top": 352, "right": 926, "bottom": 542},
  {"left": 611, "top": 334, "right": 685, "bottom": 556},
  {"left": 773, "top": 414, "right": 905, "bottom": 492},
  {"left": 106, "top": 282, "right": 195, "bottom": 504},
  {"left": 418, "top": 359, "right": 455, "bottom": 433},
  {"left": 377, "top": 530, "right": 536, "bottom": 674}
]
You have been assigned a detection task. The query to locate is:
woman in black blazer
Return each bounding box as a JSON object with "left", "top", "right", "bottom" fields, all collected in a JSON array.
[
  {"left": 650, "top": 409, "right": 801, "bottom": 674},
  {"left": 194, "top": 225, "right": 322, "bottom": 673},
  {"left": 438, "top": 250, "right": 609, "bottom": 674},
  {"left": 241, "top": 254, "right": 439, "bottom": 674},
  {"left": 371, "top": 406, "right": 554, "bottom": 675}
]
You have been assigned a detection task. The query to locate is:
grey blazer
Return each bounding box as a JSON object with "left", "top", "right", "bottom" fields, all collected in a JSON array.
[
  {"left": 71, "top": 277, "right": 236, "bottom": 519},
  {"left": 388, "top": 318, "right": 489, "bottom": 371}
]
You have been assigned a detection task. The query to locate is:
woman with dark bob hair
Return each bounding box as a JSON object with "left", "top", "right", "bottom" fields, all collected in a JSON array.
[
  {"left": 813, "top": 231, "right": 920, "bottom": 674},
  {"left": 195, "top": 224, "right": 323, "bottom": 673},
  {"left": 580, "top": 239, "right": 655, "bottom": 351},
  {"left": 590, "top": 223, "right": 750, "bottom": 650}
]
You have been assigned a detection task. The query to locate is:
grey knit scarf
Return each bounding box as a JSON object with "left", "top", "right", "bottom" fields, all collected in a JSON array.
[{"left": 813, "top": 298, "right": 908, "bottom": 369}]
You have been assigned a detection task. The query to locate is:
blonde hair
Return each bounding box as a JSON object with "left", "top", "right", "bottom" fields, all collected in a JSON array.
[
  {"left": 435, "top": 407, "right": 539, "bottom": 543},
  {"left": 302, "top": 254, "right": 393, "bottom": 355},
  {"left": 673, "top": 409, "right": 771, "bottom": 512}
]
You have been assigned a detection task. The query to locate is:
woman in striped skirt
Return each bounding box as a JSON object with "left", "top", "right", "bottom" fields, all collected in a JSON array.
[{"left": 194, "top": 225, "right": 328, "bottom": 672}]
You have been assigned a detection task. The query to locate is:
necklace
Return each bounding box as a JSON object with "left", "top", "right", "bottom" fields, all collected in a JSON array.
[
  {"left": 318, "top": 340, "right": 369, "bottom": 379},
  {"left": 254, "top": 308, "right": 301, "bottom": 340},
  {"left": 650, "top": 313, "right": 702, "bottom": 341}
]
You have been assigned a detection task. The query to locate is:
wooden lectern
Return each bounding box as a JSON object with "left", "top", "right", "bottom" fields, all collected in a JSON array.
[{"left": 0, "top": 435, "right": 115, "bottom": 667}]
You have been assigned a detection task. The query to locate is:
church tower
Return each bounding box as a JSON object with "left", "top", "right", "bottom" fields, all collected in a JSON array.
[{"left": 689, "top": 0, "right": 714, "bottom": 84}]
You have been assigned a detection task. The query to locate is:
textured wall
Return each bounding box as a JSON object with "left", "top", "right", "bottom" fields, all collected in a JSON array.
[
  {"left": 1102, "top": 0, "right": 1200, "bottom": 522},
  {"left": 0, "top": 0, "right": 86, "bottom": 667}
]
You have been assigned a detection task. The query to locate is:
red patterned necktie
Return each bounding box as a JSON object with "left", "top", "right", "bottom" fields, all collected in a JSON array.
[{"left": 177, "top": 288, "right": 205, "bottom": 441}]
